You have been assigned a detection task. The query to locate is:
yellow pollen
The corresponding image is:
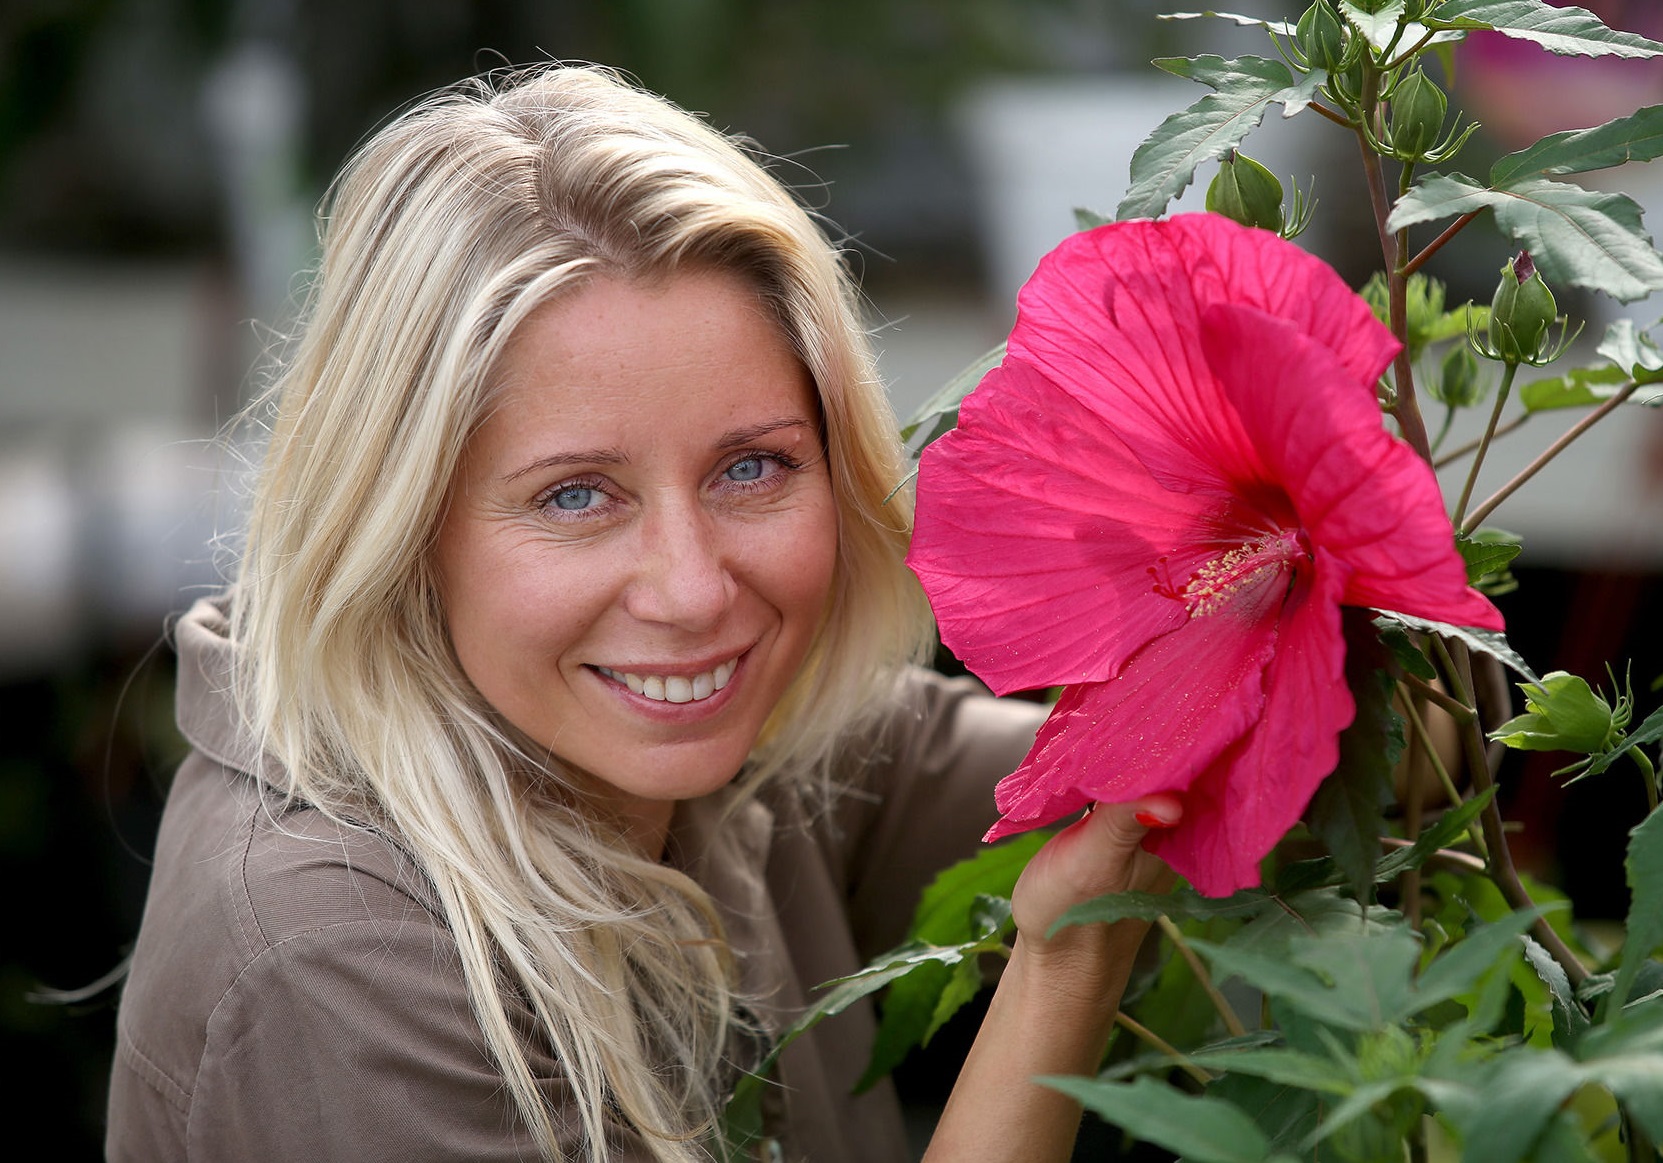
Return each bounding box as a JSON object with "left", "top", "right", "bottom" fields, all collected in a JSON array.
[{"left": 1150, "top": 530, "right": 1307, "bottom": 618}]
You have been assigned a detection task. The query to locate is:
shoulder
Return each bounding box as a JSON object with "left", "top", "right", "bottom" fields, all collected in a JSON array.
[{"left": 109, "top": 751, "right": 466, "bottom": 1159}]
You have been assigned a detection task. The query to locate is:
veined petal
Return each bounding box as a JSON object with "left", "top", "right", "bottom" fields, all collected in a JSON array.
[
  {"left": 1007, "top": 217, "right": 1399, "bottom": 503},
  {"left": 910, "top": 358, "right": 1225, "bottom": 692},
  {"left": 1199, "top": 303, "right": 1503, "bottom": 632},
  {"left": 983, "top": 552, "right": 1285, "bottom": 843},
  {"left": 1146, "top": 549, "right": 1354, "bottom": 896}
]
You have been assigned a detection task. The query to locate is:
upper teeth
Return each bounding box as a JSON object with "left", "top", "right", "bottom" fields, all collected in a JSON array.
[{"left": 597, "top": 659, "right": 738, "bottom": 704}]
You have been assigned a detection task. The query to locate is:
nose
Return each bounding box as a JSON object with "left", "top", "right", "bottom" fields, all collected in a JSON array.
[{"left": 624, "top": 505, "right": 737, "bottom": 632}]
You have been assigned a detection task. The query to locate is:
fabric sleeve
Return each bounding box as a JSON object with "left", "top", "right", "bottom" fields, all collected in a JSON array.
[
  {"left": 834, "top": 668, "right": 1048, "bottom": 959},
  {"left": 185, "top": 912, "right": 650, "bottom": 1162}
]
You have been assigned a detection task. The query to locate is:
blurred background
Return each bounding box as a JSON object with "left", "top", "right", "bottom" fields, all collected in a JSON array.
[{"left": 3, "top": 0, "right": 1661, "bottom": 1156}]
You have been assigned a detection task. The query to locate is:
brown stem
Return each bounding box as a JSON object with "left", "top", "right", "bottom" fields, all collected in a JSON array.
[
  {"left": 1379, "top": 837, "right": 1488, "bottom": 876},
  {"left": 1113, "top": 1011, "right": 1214, "bottom": 1086},
  {"left": 1309, "top": 99, "right": 1355, "bottom": 128},
  {"left": 1462, "top": 380, "right": 1641, "bottom": 533},
  {"left": 1431, "top": 638, "right": 1590, "bottom": 986},
  {"left": 1434, "top": 413, "right": 1530, "bottom": 470},
  {"left": 1404, "top": 211, "right": 1480, "bottom": 278},
  {"left": 1156, "top": 916, "right": 1247, "bottom": 1038}
]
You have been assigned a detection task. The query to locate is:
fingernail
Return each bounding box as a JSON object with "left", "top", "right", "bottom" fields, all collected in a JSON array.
[{"left": 1135, "top": 810, "right": 1176, "bottom": 829}]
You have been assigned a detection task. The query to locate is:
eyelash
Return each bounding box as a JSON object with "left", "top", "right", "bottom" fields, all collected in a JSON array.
[{"left": 533, "top": 450, "right": 804, "bottom": 520}]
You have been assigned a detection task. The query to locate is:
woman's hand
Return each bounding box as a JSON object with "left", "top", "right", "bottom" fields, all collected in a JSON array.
[{"left": 924, "top": 797, "right": 1181, "bottom": 1163}]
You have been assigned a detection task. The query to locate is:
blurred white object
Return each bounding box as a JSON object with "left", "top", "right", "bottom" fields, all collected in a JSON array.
[{"left": 0, "top": 444, "right": 80, "bottom": 674}]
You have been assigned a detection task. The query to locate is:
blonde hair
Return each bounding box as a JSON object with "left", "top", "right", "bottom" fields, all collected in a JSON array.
[{"left": 230, "top": 64, "right": 932, "bottom": 1161}]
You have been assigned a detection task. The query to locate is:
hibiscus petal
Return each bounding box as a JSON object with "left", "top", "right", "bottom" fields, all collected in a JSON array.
[
  {"left": 909, "top": 358, "right": 1226, "bottom": 692},
  {"left": 983, "top": 562, "right": 1282, "bottom": 843},
  {"left": 1005, "top": 217, "right": 1399, "bottom": 504},
  {"left": 1199, "top": 302, "right": 1504, "bottom": 632},
  {"left": 1146, "top": 549, "right": 1354, "bottom": 896}
]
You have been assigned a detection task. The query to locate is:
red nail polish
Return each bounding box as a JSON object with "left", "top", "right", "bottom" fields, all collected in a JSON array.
[{"left": 1135, "top": 810, "right": 1175, "bottom": 829}]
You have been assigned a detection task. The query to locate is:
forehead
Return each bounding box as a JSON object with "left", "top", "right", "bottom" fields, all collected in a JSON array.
[{"left": 471, "top": 270, "right": 822, "bottom": 460}]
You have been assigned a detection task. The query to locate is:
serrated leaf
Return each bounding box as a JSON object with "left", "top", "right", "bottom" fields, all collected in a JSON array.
[
  {"left": 1456, "top": 529, "right": 1523, "bottom": 585},
  {"left": 1456, "top": 1049, "right": 1583, "bottom": 1163},
  {"left": 1428, "top": 0, "right": 1663, "bottom": 58},
  {"left": 1415, "top": 907, "right": 1540, "bottom": 1012},
  {"left": 1341, "top": 0, "right": 1409, "bottom": 53},
  {"left": 1052, "top": 886, "right": 1273, "bottom": 933},
  {"left": 1186, "top": 1046, "right": 1354, "bottom": 1094},
  {"left": 1612, "top": 807, "right": 1663, "bottom": 1009},
  {"left": 1191, "top": 929, "right": 1419, "bottom": 1030},
  {"left": 1520, "top": 932, "right": 1590, "bottom": 1048},
  {"left": 898, "top": 342, "right": 1006, "bottom": 445},
  {"left": 1160, "top": 10, "right": 1298, "bottom": 35},
  {"left": 1117, "top": 56, "right": 1310, "bottom": 221},
  {"left": 1491, "top": 105, "right": 1663, "bottom": 185},
  {"left": 1389, "top": 173, "right": 1663, "bottom": 303},
  {"left": 1038, "top": 1075, "right": 1285, "bottom": 1163},
  {"left": 1579, "top": 700, "right": 1663, "bottom": 778},
  {"left": 1370, "top": 609, "right": 1539, "bottom": 682}
]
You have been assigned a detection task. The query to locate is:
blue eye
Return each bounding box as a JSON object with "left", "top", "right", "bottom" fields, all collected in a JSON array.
[
  {"left": 727, "top": 457, "right": 766, "bottom": 482},
  {"left": 551, "top": 485, "right": 598, "bottom": 511}
]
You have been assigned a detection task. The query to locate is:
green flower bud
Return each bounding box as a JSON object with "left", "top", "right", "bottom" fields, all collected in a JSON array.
[
  {"left": 1389, "top": 69, "right": 1447, "bottom": 157},
  {"left": 1206, "top": 152, "right": 1283, "bottom": 232},
  {"left": 1487, "top": 251, "right": 1558, "bottom": 363},
  {"left": 1434, "top": 340, "right": 1483, "bottom": 407},
  {"left": 1491, "top": 671, "right": 1619, "bottom": 755},
  {"left": 1295, "top": 1, "right": 1346, "bottom": 72}
]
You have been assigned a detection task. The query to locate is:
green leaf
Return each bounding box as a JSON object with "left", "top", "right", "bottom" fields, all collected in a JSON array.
[
  {"left": 1186, "top": 1046, "right": 1355, "bottom": 1095},
  {"left": 1428, "top": 0, "right": 1663, "bottom": 58},
  {"left": 1370, "top": 609, "right": 1538, "bottom": 682},
  {"left": 1456, "top": 528, "right": 1523, "bottom": 586},
  {"left": 1596, "top": 317, "right": 1663, "bottom": 384},
  {"left": 1052, "top": 886, "right": 1274, "bottom": 932},
  {"left": 1455, "top": 1049, "right": 1584, "bottom": 1163},
  {"left": 1192, "top": 929, "right": 1421, "bottom": 1031},
  {"left": 1341, "top": 0, "right": 1409, "bottom": 54},
  {"left": 1519, "top": 363, "right": 1650, "bottom": 411},
  {"left": 1612, "top": 807, "right": 1663, "bottom": 1009},
  {"left": 1520, "top": 932, "right": 1591, "bottom": 1048},
  {"left": 1117, "top": 56, "right": 1319, "bottom": 221},
  {"left": 898, "top": 342, "right": 1006, "bottom": 445},
  {"left": 1306, "top": 614, "right": 1402, "bottom": 902},
  {"left": 909, "top": 832, "right": 1045, "bottom": 944},
  {"left": 1159, "top": 10, "right": 1298, "bottom": 35},
  {"left": 1491, "top": 105, "right": 1663, "bottom": 185},
  {"left": 1414, "top": 907, "right": 1540, "bottom": 1012},
  {"left": 1373, "top": 616, "right": 1439, "bottom": 681},
  {"left": 1073, "top": 206, "right": 1110, "bottom": 230},
  {"left": 1037, "top": 1075, "right": 1287, "bottom": 1163},
  {"left": 1388, "top": 173, "right": 1663, "bottom": 303},
  {"left": 1373, "top": 787, "right": 1495, "bottom": 882}
]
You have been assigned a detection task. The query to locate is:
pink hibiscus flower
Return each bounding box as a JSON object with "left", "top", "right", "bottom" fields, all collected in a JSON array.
[{"left": 906, "top": 214, "right": 1503, "bottom": 897}]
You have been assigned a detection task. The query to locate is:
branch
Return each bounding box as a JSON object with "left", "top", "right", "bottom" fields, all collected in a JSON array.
[
  {"left": 1404, "top": 211, "right": 1480, "bottom": 278},
  {"left": 1434, "top": 413, "right": 1530, "bottom": 469},
  {"left": 1461, "top": 379, "right": 1641, "bottom": 533}
]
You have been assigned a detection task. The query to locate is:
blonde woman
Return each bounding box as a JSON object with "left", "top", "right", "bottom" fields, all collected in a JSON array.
[{"left": 106, "top": 65, "right": 1178, "bottom": 1163}]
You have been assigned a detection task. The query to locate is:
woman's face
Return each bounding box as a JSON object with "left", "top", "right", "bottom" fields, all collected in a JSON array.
[{"left": 434, "top": 270, "right": 839, "bottom": 842}]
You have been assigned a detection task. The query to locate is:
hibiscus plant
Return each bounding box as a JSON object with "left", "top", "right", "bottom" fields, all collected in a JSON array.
[{"left": 724, "top": 3, "right": 1663, "bottom": 1161}]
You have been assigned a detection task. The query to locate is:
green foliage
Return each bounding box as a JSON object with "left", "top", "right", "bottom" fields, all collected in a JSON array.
[{"left": 1424, "top": 0, "right": 1663, "bottom": 59}]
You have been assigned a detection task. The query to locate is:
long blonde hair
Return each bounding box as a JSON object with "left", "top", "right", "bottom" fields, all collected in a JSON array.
[{"left": 230, "top": 64, "right": 932, "bottom": 1161}]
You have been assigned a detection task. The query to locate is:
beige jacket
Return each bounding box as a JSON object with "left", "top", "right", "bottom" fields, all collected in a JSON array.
[{"left": 107, "top": 598, "right": 1043, "bottom": 1161}]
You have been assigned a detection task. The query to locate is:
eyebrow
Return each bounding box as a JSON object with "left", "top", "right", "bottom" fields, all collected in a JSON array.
[{"left": 500, "top": 417, "right": 815, "bottom": 484}]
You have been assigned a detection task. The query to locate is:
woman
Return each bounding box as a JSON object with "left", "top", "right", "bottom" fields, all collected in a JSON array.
[{"left": 106, "top": 65, "right": 1176, "bottom": 1162}]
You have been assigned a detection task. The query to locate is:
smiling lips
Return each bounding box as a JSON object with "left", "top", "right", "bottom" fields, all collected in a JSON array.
[{"left": 595, "top": 658, "right": 739, "bottom": 704}]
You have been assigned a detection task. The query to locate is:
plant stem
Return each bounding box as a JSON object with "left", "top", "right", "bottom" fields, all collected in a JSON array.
[
  {"left": 1397, "top": 685, "right": 1488, "bottom": 859},
  {"left": 1309, "top": 99, "right": 1355, "bottom": 128},
  {"left": 1634, "top": 746, "right": 1659, "bottom": 815},
  {"left": 1461, "top": 380, "right": 1641, "bottom": 533},
  {"left": 1434, "top": 413, "right": 1530, "bottom": 469},
  {"left": 1403, "top": 211, "right": 1480, "bottom": 278},
  {"left": 1155, "top": 916, "right": 1247, "bottom": 1038},
  {"left": 1452, "top": 361, "right": 1519, "bottom": 529},
  {"left": 1112, "top": 1011, "right": 1214, "bottom": 1087},
  {"left": 1431, "top": 638, "right": 1590, "bottom": 986}
]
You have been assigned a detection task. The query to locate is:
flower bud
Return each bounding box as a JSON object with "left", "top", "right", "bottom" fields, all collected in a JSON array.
[
  {"left": 1206, "top": 152, "right": 1283, "bottom": 232},
  {"left": 1389, "top": 69, "right": 1447, "bottom": 157},
  {"left": 1295, "top": 1, "right": 1346, "bottom": 71},
  {"left": 1487, "top": 251, "right": 1557, "bottom": 363},
  {"left": 1491, "top": 671, "right": 1620, "bottom": 755},
  {"left": 1434, "top": 341, "right": 1483, "bottom": 407}
]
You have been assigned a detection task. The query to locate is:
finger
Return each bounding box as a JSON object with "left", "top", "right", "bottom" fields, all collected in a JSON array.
[{"left": 1079, "top": 793, "right": 1183, "bottom": 847}]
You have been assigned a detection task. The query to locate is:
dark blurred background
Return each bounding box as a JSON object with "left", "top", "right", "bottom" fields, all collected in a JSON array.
[{"left": 3, "top": 1, "right": 1661, "bottom": 1157}]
